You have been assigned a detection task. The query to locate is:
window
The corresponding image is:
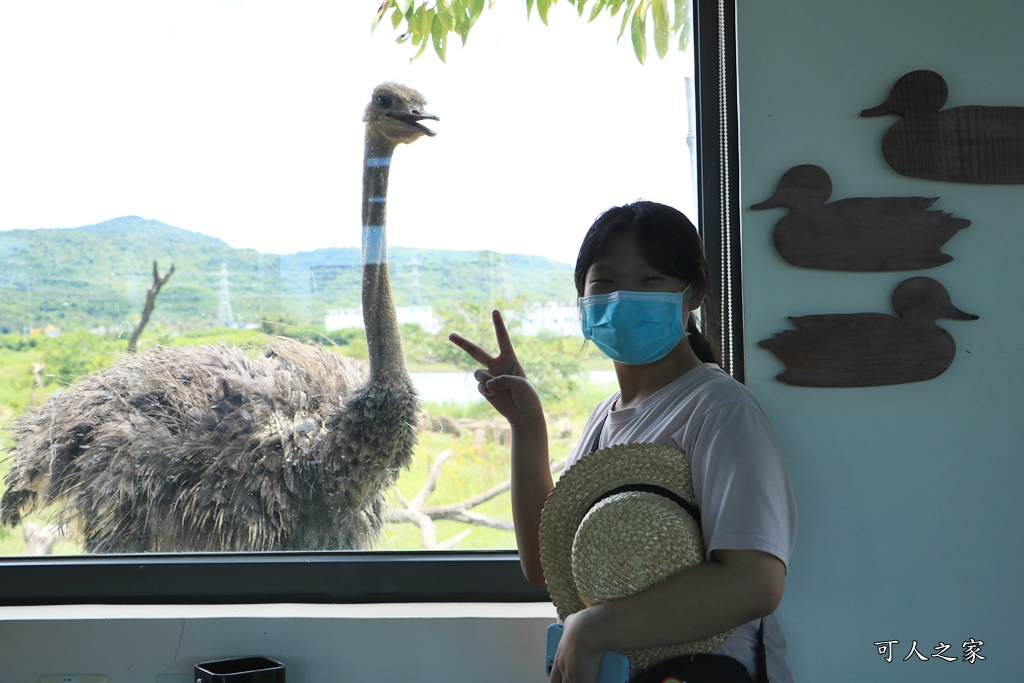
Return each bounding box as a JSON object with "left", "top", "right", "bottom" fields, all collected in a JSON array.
[{"left": 0, "top": 0, "right": 736, "bottom": 604}]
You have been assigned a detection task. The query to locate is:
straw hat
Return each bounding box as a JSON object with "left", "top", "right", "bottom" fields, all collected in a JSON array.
[{"left": 538, "top": 442, "right": 735, "bottom": 670}]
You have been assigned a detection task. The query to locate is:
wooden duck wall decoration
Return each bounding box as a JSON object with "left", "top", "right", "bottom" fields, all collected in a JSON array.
[
  {"left": 861, "top": 70, "right": 1024, "bottom": 184},
  {"left": 751, "top": 164, "right": 971, "bottom": 271},
  {"left": 758, "top": 277, "right": 978, "bottom": 387}
]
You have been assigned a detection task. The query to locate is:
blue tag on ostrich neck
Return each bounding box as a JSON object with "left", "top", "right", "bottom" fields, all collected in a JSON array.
[{"left": 362, "top": 225, "right": 387, "bottom": 265}]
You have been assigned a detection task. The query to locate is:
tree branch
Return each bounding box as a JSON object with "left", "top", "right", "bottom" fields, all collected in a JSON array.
[
  {"left": 385, "top": 452, "right": 568, "bottom": 549},
  {"left": 127, "top": 261, "right": 175, "bottom": 354}
]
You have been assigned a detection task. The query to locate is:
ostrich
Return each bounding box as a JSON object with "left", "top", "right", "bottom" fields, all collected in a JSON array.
[{"left": 0, "top": 82, "right": 437, "bottom": 553}]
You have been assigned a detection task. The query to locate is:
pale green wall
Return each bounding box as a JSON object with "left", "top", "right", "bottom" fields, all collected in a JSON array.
[{"left": 736, "top": 1, "right": 1024, "bottom": 680}]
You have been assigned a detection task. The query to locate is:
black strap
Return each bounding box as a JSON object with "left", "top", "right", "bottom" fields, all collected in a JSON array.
[
  {"left": 755, "top": 618, "right": 768, "bottom": 683},
  {"left": 588, "top": 413, "right": 608, "bottom": 454},
  {"left": 588, "top": 483, "right": 702, "bottom": 527},
  {"left": 632, "top": 653, "right": 752, "bottom": 683},
  {"left": 587, "top": 412, "right": 700, "bottom": 524}
]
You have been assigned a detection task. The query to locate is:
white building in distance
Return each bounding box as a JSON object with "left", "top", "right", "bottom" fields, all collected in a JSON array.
[
  {"left": 521, "top": 302, "right": 581, "bottom": 337},
  {"left": 325, "top": 302, "right": 582, "bottom": 337},
  {"left": 325, "top": 305, "right": 441, "bottom": 333}
]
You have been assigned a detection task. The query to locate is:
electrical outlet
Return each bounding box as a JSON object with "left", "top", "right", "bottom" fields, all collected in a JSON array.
[{"left": 38, "top": 677, "right": 109, "bottom": 683}]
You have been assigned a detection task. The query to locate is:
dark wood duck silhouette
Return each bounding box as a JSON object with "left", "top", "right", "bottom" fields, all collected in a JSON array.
[
  {"left": 861, "top": 70, "right": 1024, "bottom": 184},
  {"left": 758, "top": 277, "right": 978, "bottom": 387},
  {"left": 751, "top": 164, "right": 970, "bottom": 271}
]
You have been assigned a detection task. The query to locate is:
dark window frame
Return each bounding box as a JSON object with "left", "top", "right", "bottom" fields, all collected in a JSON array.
[
  {"left": 695, "top": 0, "right": 743, "bottom": 381},
  {"left": 0, "top": 0, "right": 739, "bottom": 607}
]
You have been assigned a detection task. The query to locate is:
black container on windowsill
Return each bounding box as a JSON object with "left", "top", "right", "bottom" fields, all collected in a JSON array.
[{"left": 195, "top": 656, "right": 286, "bottom": 683}]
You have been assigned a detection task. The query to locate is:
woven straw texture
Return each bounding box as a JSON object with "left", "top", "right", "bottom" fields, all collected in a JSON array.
[{"left": 539, "top": 442, "right": 735, "bottom": 670}]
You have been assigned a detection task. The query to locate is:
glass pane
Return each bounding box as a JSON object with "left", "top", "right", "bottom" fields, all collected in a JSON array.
[{"left": 0, "top": 1, "right": 696, "bottom": 556}]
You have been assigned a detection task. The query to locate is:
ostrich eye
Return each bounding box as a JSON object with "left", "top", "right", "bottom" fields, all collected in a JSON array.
[{"left": 375, "top": 93, "right": 393, "bottom": 108}]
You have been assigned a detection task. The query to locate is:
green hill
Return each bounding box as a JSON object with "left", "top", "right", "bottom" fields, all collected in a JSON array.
[{"left": 0, "top": 217, "right": 575, "bottom": 331}]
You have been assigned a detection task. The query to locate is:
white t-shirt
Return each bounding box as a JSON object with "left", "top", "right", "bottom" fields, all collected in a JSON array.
[{"left": 563, "top": 363, "right": 797, "bottom": 683}]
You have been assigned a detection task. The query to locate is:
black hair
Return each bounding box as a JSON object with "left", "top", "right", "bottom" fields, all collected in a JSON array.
[{"left": 574, "top": 201, "right": 720, "bottom": 365}]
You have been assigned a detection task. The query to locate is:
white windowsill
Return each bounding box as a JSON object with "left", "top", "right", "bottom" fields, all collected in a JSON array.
[{"left": 0, "top": 601, "right": 558, "bottom": 621}]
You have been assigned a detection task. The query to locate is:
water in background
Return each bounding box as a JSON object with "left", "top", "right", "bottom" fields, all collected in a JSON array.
[{"left": 410, "top": 370, "right": 617, "bottom": 404}]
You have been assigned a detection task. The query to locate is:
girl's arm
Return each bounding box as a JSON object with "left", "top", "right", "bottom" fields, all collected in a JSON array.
[
  {"left": 449, "top": 309, "right": 553, "bottom": 582},
  {"left": 508, "top": 414, "right": 554, "bottom": 582},
  {"left": 551, "top": 549, "right": 785, "bottom": 682}
]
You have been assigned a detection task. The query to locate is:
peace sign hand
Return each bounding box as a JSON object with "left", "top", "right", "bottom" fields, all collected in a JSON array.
[{"left": 448, "top": 310, "right": 544, "bottom": 427}]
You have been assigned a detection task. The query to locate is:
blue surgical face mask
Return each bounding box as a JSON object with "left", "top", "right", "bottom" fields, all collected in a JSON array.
[{"left": 578, "top": 288, "right": 690, "bottom": 365}]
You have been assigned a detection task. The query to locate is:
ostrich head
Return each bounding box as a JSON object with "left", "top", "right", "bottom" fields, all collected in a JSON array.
[{"left": 363, "top": 82, "right": 439, "bottom": 147}]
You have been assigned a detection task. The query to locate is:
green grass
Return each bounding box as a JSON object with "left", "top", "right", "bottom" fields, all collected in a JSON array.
[
  {"left": 378, "top": 379, "right": 616, "bottom": 551},
  {"left": 0, "top": 348, "right": 44, "bottom": 415},
  {"left": 0, "top": 429, "right": 83, "bottom": 556},
  {"left": 382, "top": 428, "right": 522, "bottom": 550}
]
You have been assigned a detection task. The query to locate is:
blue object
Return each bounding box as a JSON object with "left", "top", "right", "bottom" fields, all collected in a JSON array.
[
  {"left": 546, "top": 623, "right": 630, "bottom": 683},
  {"left": 579, "top": 290, "right": 689, "bottom": 365}
]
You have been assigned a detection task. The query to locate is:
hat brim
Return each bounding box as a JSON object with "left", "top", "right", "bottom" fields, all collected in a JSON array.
[
  {"left": 539, "top": 441, "right": 734, "bottom": 667},
  {"left": 540, "top": 442, "right": 700, "bottom": 619}
]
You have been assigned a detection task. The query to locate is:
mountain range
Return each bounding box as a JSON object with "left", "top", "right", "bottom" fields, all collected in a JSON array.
[{"left": 0, "top": 217, "right": 576, "bottom": 331}]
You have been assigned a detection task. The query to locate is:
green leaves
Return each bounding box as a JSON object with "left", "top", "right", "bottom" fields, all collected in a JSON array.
[
  {"left": 373, "top": 0, "right": 691, "bottom": 63},
  {"left": 536, "top": 0, "right": 553, "bottom": 25},
  {"left": 651, "top": 0, "right": 670, "bottom": 59},
  {"left": 406, "top": 0, "right": 480, "bottom": 58},
  {"left": 431, "top": 5, "right": 449, "bottom": 61},
  {"left": 629, "top": 2, "right": 645, "bottom": 64}
]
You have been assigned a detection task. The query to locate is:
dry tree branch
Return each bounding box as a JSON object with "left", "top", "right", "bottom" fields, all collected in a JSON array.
[
  {"left": 29, "top": 362, "right": 46, "bottom": 406},
  {"left": 386, "top": 449, "right": 569, "bottom": 549},
  {"left": 127, "top": 260, "right": 175, "bottom": 354},
  {"left": 410, "top": 448, "right": 456, "bottom": 509}
]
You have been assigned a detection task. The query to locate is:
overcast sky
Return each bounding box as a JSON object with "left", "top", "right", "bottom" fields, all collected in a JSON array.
[{"left": 0, "top": 1, "right": 694, "bottom": 266}]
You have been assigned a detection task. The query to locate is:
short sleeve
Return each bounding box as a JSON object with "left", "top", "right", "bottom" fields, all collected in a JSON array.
[{"left": 683, "top": 401, "right": 796, "bottom": 568}]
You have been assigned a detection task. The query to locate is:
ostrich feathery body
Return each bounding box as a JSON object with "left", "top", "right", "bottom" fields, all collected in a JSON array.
[{"left": 1, "top": 338, "right": 419, "bottom": 552}]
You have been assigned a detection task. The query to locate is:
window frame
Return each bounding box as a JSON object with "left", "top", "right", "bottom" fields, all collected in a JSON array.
[
  {"left": 0, "top": 551, "right": 547, "bottom": 606},
  {"left": 0, "top": 0, "right": 739, "bottom": 606},
  {"left": 695, "top": 0, "right": 744, "bottom": 381}
]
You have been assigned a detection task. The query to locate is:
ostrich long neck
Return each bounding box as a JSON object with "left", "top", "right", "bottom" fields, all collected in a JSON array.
[{"left": 361, "top": 133, "right": 409, "bottom": 384}]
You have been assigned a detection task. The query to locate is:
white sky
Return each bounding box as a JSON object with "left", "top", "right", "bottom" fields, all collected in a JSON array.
[{"left": 0, "top": 1, "right": 695, "bottom": 266}]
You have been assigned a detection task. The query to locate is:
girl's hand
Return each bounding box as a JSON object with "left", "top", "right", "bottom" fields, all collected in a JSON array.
[
  {"left": 448, "top": 310, "right": 543, "bottom": 426},
  {"left": 549, "top": 612, "right": 603, "bottom": 683}
]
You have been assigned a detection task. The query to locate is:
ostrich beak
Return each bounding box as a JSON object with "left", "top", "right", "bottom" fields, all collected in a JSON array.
[{"left": 387, "top": 110, "right": 440, "bottom": 137}]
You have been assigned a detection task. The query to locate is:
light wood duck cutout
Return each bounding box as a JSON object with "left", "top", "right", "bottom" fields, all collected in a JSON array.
[
  {"left": 751, "top": 164, "right": 970, "bottom": 271},
  {"left": 861, "top": 70, "right": 1024, "bottom": 184},
  {"left": 758, "top": 277, "right": 978, "bottom": 387}
]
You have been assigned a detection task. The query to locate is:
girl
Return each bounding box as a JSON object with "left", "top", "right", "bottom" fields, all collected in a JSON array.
[{"left": 450, "top": 201, "right": 796, "bottom": 683}]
